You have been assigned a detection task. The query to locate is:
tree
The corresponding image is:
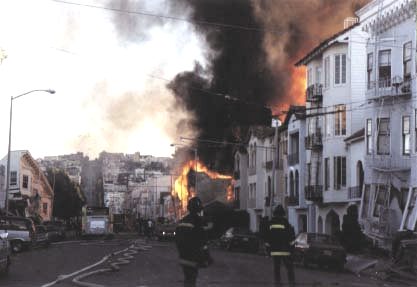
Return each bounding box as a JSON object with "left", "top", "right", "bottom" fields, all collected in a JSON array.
[
  {"left": 341, "top": 205, "right": 365, "bottom": 253},
  {"left": 46, "top": 168, "right": 85, "bottom": 221}
]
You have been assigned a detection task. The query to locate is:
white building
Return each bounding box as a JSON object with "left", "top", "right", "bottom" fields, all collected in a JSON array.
[
  {"left": 356, "top": 0, "right": 417, "bottom": 248},
  {"left": 295, "top": 19, "right": 368, "bottom": 236}
]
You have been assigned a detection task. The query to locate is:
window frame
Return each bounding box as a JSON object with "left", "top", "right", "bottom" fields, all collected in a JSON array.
[
  {"left": 367, "top": 53, "right": 373, "bottom": 89},
  {"left": 324, "top": 56, "right": 330, "bottom": 88},
  {"left": 366, "top": 119, "right": 372, "bottom": 155},
  {"left": 334, "top": 104, "right": 346, "bottom": 136},
  {"left": 22, "top": 174, "right": 29, "bottom": 189},
  {"left": 333, "top": 156, "right": 346, "bottom": 190},
  {"left": 402, "top": 116, "right": 411, "bottom": 155},
  {"left": 10, "top": 171, "right": 17, "bottom": 186},
  {"left": 378, "top": 49, "right": 391, "bottom": 88},
  {"left": 403, "top": 41, "right": 412, "bottom": 82},
  {"left": 377, "top": 118, "right": 390, "bottom": 155},
  {"left": 334, "top": 54, "right": 347, "bottom": 85}
]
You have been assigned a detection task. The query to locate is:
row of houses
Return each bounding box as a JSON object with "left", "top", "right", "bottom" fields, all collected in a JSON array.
[{"left": 234, "top": 0, "right": 417, "bottom": 248}]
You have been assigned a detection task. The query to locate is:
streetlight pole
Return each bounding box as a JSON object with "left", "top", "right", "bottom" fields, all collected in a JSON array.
[{"left": 4, "top": 89, "right": 55, "bottom": 215}]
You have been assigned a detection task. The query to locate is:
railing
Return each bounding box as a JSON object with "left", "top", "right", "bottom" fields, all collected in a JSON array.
[
  {"left": 286, "top": 195, "right": 299, "bottom": 206},
  {"left": 306, "top": 84, "right": 323, "bottom": 102},
  {"left": 233, "top": 170, "right": 240, "bottom": 180},
  {"left": 305, "top": 131, "right": 322, "bottom": 150},
  {"left": 348, "top": 186, "right": 362, "bottom": 200},
  {"left": 263, "top": 160, "right": 273, "bottom": 170},
  {"left": 287, "top": 153, "right": 299, "bottom": 166},
  {"left": 366, "top": 155, "right": 411, "bottom": 171},
  {"left": 305, "top": 185, "right": 323, "bottom": 202},
  {"left": 367, "top": 77, "right": 412, "bottom": 99}
]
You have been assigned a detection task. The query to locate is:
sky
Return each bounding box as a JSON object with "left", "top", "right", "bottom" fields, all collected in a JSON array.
[{"left": 0, "top": 0, "right": 205, "bottom": 159}]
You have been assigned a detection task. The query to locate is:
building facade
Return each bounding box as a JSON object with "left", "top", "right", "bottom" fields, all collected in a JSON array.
[
  {"left": 0, "top": 150, "right": 53, "bottom": 221},
  {"left": 356, "top": 0, "right": 417, "bottom": 248}
]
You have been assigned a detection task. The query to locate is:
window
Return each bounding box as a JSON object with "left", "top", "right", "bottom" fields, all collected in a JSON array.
[
  {"left": 333, "top": 156, "right": 346, "bottom": 190},
  {"left": 378, "top": 50, "right": 391, "bottom": 87},
  {"left": 403, "top": 116, "right": 410, "bottom": 155},
  {"left": 10, "top": 171, "right": 17, "bottom": 186},
  {"left": 377, "top": 118, "right": 390, "bottom": 155},
  {"left": 367, "top": 53, "right": 373, "bottom": 89},
  {"left": 43, "top": 203, "right": 48, "bottom": 214},
  {"left": 22, "top": 175, "right": 29, "bottom": 189},
  {"left": 307, "top": 163, "right": 311, "bottom": 186},
  {"left": 366, "top": 119, "right": 372, "bottom": 154},
  {"left": 324, "top": 158, "right": 330, "bottom": 191},
  {"left": 404, "top": 42, "right": 412, "bottom": 82},
  {"left": 325, "top": 109, "right": 332, "bottom": 137},
  {"left": 334, "top": 54, "right": 347, "bottom": 85},
  {"left": 334, "top": 105, "right": 346, "bottom": 136},
  {"left": 324, "top": 56, "right": 330, "bottom": 88},
  {"left": 315, "top": 66, "right": 322, "bottom": 84},
  {"left": 307, "top": 68, "right": 312, "bottom": 86}
]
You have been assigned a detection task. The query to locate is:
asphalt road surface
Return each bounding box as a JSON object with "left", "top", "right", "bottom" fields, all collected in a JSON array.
[{"left": 0, "top": 235, "right": 402, "bottom": 287}]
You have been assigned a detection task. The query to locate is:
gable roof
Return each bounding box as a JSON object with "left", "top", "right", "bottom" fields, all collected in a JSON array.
[
  {"left": 281, "top": 105, "right": 306, "bottom": 128},
  {"left": 295, "top": 23, "right": 359, "bottom": 66}
]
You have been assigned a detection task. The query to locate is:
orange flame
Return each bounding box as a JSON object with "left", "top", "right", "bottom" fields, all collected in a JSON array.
[
  {"left": 172, "top": 160, "right": 232, "bottom": 211},
  {"left": 271, "top": 66, "right": 306, "bottom": 120}
]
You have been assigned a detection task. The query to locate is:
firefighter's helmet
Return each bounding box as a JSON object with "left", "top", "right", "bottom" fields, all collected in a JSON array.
[
  {"left": 273, "top": 204, "right": 286, "bottom": 217},
  {"left": 187, "top": 197, "right": 203, "bottom": 214}
]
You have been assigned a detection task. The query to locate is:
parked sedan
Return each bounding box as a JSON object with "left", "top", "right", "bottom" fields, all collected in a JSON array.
[
  {"left": 0, "top": 233, "right": 11, "bottom": 275},
  {"left": 220, "top": 227, "right": 259, "bottom": 253},
  {"left": 294, "top": 232, "right": 346, "bottom": 271}
]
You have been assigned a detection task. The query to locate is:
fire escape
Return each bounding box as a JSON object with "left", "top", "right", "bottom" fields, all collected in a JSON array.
[{"left": 304, "top": 84, "right": 323, "bottom": 203}]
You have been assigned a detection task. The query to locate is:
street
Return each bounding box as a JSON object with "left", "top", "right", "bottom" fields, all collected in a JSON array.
[{"left": 0, "top": 235, "right": 399, "bottom": 287}]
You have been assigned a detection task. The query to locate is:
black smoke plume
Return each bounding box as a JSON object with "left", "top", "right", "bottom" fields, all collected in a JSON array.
[{"left": 169, "top": 0, "right": 274, "bottom": 172}]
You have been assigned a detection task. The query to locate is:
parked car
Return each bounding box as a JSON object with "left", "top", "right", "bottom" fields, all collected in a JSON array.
[
  {"left": 43, "top": 221, "right": 66, "bottom": 240},
  {"left": 0, "top": 233, "right": 11, "bottom": 275},
  {"left": 220, "top": 227, "right": 259, "bottom": 253},
  {"left": 0, "top": 216, "right": 35, "bottom": 253},
  {"left": 43, "top": 225, "right": 63, "bottom": 242},
  {"left": 155, "top": 223, "right": 176, "bottom": 241},
  {"left": 34, "top": 225, "right": 50, "bottom": 247},
  {"left": 294, "top": 232, "right": 346, "bottom": 271}
]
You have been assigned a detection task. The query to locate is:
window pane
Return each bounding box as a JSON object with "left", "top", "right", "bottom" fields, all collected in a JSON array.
[
  {"left": 404, "top": 42, "right": 412, "bottom": 60},
  {"left": 403, "top": 116, "right": 410, "bottom": 134},
  {"left": 335, "top": 55, "right": 340, "bottom": 84},
  {"left": 342, "top": 54, "right": 346, "bottom": 83},
  {"left": 341, "top": 157, "right": 346, "bottom": 186},
  {"left": 367, "top": 53, "right": 373, "bottom": 70},
  {"left": 367, "top": 119, "right": 372, "bottom": 135},
  {"left": 379, "top": 50, "right": 391, "bottom": 66}
]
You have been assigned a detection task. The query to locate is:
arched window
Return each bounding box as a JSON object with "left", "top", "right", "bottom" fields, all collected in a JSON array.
[{"left": 289, "top": 172, "right": 294, "bottom": 197}]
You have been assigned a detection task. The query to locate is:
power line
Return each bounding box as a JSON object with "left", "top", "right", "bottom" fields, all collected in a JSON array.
[{"left": 51, "top": 0, "right": 283, "bottom": 33}]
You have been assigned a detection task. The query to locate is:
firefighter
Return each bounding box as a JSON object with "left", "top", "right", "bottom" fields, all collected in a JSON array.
[
  {"left": 175, "top": 197, "right": 212, "bottom": 287},
  {"left": 266, "top": 205, "right": 295, "bottom": 287}
]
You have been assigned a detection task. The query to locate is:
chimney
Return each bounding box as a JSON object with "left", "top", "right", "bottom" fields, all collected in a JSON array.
[{"left": 344, "top": 17, "right": 358, "bottom": 29}]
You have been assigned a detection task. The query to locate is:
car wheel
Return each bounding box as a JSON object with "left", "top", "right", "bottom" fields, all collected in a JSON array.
[{"left": 11, "top": 240, "right": 23, "bottom": 253}]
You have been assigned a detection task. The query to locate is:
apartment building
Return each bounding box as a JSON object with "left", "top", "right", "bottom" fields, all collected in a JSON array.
[
  {"left": 356, "top": 0, "right": 417, "bottom": 248},
  {"left": 295, "top": 19, "right": 367, "bottom": 236}
]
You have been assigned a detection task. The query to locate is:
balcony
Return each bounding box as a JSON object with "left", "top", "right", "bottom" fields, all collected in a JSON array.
[
  {"left": 365, "top": 155, "right": 411, "bottom": 171},
  {"left": 263, "top": 160, "right": 273, "bottom": 170},
  {"left": 287, "top": 153, "right": 299, "bottom": 166},
  {"left": 348, "top": 186, "right": 362, "bottom": 200},
  {"left": 305, "top": 185, "right": 323, "bottom": 202},
  {"left": 286, "top": 195, "right": 299, "bottom": 206},
  {"left": 366, "top": 77, "right": 412, "bottom": 100},
  {"left": 233, "top": 170, "right": 240, "bottom": 180},
  {"left": 306, "top": 84, "right": 323, "bottom": 102},
  {"left": 305, "top": 131, "right": 322, "bottom": 150}
]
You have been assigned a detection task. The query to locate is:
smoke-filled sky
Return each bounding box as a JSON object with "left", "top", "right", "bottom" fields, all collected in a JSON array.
[{"left": 0, "top": 0, "right": 369, "bottom": 163}]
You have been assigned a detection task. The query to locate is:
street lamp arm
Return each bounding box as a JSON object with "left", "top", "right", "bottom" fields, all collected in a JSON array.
[{"left": 12, "top": 89, "right": 55, "bottom": 100}]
